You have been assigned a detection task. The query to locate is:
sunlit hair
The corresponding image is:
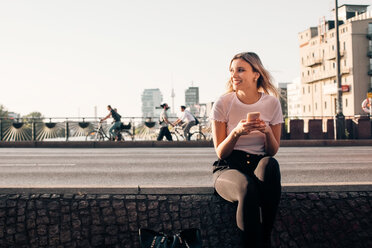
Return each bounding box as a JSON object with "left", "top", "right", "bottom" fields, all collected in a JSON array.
[{"left": 226, "top": 52, "right": 279, "bottom": 97}]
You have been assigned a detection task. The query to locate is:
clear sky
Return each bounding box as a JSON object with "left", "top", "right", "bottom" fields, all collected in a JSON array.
[{"left": 0, "top": 0, "right": 370, "bottom": 118}]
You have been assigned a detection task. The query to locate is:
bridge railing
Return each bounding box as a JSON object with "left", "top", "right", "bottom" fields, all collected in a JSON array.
[
  {"left": 0, "top": 115, "right": 370, "bottom": 141},
  {"left": 0, "top": 116, "right": 211, "bottom": 142}
]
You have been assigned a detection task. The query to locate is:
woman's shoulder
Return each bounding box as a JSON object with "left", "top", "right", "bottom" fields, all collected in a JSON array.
[
  {"left": 261, "top": 93, "right": 280, "bottom": 104},
  {"left": 216, "top": 92, "right": 235, "bottom": 103}
]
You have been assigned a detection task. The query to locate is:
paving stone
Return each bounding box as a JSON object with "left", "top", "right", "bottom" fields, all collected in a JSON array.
[{"left": 0, "top": 191, "right": 370, "bottom": 247}]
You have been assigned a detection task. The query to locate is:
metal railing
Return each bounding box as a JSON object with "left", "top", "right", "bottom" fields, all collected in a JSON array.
[
  {"left": 0, "top": 115, "right": 370, "bottom": 142},
  {"left": 0, "top": 116, "right": 211, "bottom": 142}
]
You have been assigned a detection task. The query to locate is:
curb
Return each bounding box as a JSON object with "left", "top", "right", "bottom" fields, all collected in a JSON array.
[
  {"left": 0, "top": 183, "right": 371, "bottom": 194},
  {"left": 0, "top": 139, "right": 372, "bottom": 148}
]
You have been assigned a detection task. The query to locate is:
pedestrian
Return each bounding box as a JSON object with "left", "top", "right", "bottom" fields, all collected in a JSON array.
[
  {"left": 101, "top": 105, "right": 122, "bottom": 141},
  {"left": 157, "top": 102, "right": 173, "bottom": 141},
  {"left": 172, "top": 105, "right": 196, "bottom": 140},
  {"left": 210, "top": 52, "right": 283, "bottom": 247}
]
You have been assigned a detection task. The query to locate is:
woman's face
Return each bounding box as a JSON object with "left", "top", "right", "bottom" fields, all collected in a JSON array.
[{"left": 229, "top": 58, "right": 259, "bottom": 92}]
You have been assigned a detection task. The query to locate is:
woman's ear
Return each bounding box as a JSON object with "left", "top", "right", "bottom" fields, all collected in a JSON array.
[{"left": 255, "top": 72, "right": 260, "bottom": 81}]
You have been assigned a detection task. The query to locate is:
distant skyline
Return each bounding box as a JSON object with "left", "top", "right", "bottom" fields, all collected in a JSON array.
[{"left": 0, "top": 0, "right": 370, "bottom": 118}]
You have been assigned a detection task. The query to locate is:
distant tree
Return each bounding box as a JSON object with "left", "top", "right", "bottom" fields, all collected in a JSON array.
[
  {"left": 0, "top": 104, "right": 9, "bottom": 118},
  {"left": 23, "top": 112, "right": 44, "bottom": 119},
  {"left": 22, "top": 112, "right": 44, "bottom": 124}
]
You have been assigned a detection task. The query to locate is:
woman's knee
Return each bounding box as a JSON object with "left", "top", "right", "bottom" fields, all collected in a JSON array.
[{"left": 255, "top": 157, "right": 280, "bottom": 181}]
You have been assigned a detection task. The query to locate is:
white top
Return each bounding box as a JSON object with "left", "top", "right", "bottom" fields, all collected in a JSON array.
[
  {"left": 179, "top": 109, "right": 195, "bottom": 123},
  {"left": 210, "top": 92, "right": 283, "bottom": 155},
  {"left": 160, "top": 109, "right": 169, "bottom": 127}
]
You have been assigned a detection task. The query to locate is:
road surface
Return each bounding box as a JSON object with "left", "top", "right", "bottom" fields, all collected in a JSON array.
[{"left": 0, "top": 147, "right": 371, "bottom": 187}]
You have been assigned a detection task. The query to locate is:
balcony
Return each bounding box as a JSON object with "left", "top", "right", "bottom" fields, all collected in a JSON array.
[
  {"left": 368, "top": 46, "right": 372, "bottom": 58},
  {"left": 326, "top": 50, "right": 346, "bottom": 60},
  {"left": 341, "top": 67, "right": 352, "bottom": 75},
  {"left": 367, "top": 28, "right": 372, "bottom": 39},
  {"left": 304, "top": 58, "right": 323, "bottom": 67}
]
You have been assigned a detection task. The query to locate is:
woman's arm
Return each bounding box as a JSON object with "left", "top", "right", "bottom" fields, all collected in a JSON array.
[
  {"left": 263, "top": 123, "right": 281, "bottom": 156},
  {"left": 212, "top": 119, "right": 260, "bottom": 159},
  {"left": 212, "top": 121, "right": 239, "bottom": 159}
]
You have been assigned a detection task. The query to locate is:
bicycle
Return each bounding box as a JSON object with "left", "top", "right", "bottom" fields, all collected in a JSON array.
[
  {"left": 115, "top": 122, "right": 134, "bottom": 141},
  {"left": 86, "top": 122, "right": 134, "bottom": 141},
  {"left": 170, "top": 124, "right": 206, "bottom": 141},
  {"left": 86, "top": 122, "right": 110, "bottom": 141}
]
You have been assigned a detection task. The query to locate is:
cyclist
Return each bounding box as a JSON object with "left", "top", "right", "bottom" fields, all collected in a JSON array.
[
  {"left": 157, "top": 102, "right": 173, "bottom": 141},
  {"left": 172, "top": 105, "right": 196, "bottom": 141},
  {"left": 100, "top": 105, "right": 122, "bottom": 141}
]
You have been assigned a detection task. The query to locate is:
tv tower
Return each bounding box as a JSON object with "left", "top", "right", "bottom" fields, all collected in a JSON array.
[{"left": 171, "top": 87, "right": 175, "bottom": 114}]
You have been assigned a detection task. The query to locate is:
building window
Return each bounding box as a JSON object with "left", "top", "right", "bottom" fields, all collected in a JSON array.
[
  {"left": 343, "top": 41, "right": 346, "bottom": 50},
  {"left": 315, "top": 102, "right": 318, "bottom": 110},
  {"left": 308, "top": 105, "right": 311, "bottom": 112},
  {"left": 333, "top": 63, "right": 335, "bottom": 69},
  {"left": 308, "top": 86, "right": 310, "bottom": 93},
  {"left": 315, "top": 84, "right": 317, "bottom": 92},
  {"left": 302, "top": 72, "right": 304, "bottom": 77},
  {"left": 303, "top": 106, "right": 306, "bottom": 112},
  {"left": 308, "top": 71, "right": 310, "bottom": 76},
  {"left": 345, "top": 98, "right": 348, "bottom": 107},
  {"left": 303, "top": 87, "right": 305, "bottom": 94},
  {"left": 325, "top": 101, "right": 327, "bottom": 109},
  {"left": 312, "top": 52, "right": 315, "bottom": 57},
  {"left": 323, "top": 65, "right": 325, "bottom": 71},
  {"left": 344, "top": 60, "right": 346, "bottom": 66},
  {"left": 332, "top": 45, "right": 335, "bottom": 51}
]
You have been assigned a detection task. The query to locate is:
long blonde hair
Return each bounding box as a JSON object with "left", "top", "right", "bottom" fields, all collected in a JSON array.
[{"left": 226, "top": 52, "right": 279, "bottom": 97}]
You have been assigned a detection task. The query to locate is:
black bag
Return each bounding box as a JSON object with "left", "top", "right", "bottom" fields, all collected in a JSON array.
[
  {"left": 120, "top": 122, "right": 131, "bottom": 130},
  {"left": 191, "top": 114, "right": 199, "bottom": 125},
  {"left": 139, "top": 228, "right": 202, "bottom": 248}
]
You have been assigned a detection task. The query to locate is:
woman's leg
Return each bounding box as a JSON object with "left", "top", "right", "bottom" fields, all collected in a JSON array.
[
  {"left": 215, "top": 169, "right": 261, "bottom": 247},
  {"left": 254, "top": 157, "right": 281, "bottom": 245},
  {"left": 157, "top": 127, "right": 166, "bottom": 141}
]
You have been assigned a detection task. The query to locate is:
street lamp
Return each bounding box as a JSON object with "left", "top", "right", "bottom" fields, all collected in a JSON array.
[{"left": 335, "top": 0, "right": 346, "bottom": 139}]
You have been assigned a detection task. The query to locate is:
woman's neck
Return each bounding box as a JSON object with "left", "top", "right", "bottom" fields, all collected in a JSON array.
[{"left": 236, "top": 90, "right": 261, "bottom": 104}]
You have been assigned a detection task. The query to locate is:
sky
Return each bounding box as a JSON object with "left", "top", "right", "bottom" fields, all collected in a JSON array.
[{"left": 0, "top": 0, "right": 370, "bottom": 118}]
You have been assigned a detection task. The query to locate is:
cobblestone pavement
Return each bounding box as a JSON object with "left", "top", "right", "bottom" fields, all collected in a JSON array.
[{"left": 0, "top": 191, "right": 371, "bottom": 248}]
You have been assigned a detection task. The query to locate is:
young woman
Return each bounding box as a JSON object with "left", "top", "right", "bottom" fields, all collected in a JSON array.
[{"left": 210, "top": 52, "right": 283, "bottom": 247}]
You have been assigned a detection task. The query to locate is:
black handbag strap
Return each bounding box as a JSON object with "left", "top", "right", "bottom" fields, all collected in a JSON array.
[{"left": 175, "top": 234, "right": 190, "bottom": 248}]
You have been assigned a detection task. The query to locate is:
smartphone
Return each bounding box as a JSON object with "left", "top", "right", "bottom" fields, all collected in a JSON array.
[{"left": 247, "top": 112, "right": 260, "bottom": 121}]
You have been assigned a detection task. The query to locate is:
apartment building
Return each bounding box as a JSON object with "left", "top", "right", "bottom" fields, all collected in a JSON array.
[
  {"left": 141, "top": 88, "right": 163, "bottom": 118},
  {"left": 287, "top": 78, "right": 302, "bottom": 118},
  {"left": 185, "top": 86, "right": 200, "bottom": 115},
  {"left": 298, "top": 4, "right": 372, "bottom": 120}
]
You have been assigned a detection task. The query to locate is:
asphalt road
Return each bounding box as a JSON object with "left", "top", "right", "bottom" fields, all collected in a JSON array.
[{"left": 0, "top": 147, "right": 371, "bottom": 187}]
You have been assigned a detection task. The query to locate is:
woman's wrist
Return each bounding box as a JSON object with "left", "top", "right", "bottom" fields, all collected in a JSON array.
[{"left": 232, "top": 129, "right": 241, "bottom": 138}]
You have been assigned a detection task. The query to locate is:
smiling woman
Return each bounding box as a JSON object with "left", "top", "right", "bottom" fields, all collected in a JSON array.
[{"left": 210, "top": 52, "right": 284, "bottom": 247}]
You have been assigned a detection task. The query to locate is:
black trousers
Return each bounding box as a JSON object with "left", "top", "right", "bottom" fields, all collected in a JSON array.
[{"left": 157, "top": 126, "right": 172, "bottom": 141}]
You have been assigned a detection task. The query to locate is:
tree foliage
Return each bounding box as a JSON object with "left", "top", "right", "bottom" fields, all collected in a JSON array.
[{"left": 0, "top": 104, "right": 9, "bottom": 118}]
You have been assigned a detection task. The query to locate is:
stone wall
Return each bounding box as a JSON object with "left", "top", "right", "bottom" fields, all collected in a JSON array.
[{"left": 0, "top": 191, "right": 371, "bottom": 248}]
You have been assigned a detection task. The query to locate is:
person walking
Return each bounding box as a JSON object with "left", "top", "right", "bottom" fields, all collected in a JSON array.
[
  {"left": 157, "top": 103, "right": 173, "bottom": 141},
  {"left": 101, "top": 105, "right": 122, "bottom": 141},
  {"left": 210, "top": 52, "right": 283, "bottom": 247},
  {"left": 173, "top": 105, "right": 196, "bottom": 141}
]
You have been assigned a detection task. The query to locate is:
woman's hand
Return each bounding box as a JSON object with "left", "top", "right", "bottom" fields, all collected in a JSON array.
[
  {"left": 233, "top": 119, "right": 264, "bottom": 137},
  {"left": 257, "top": 119, "right": 270, "bottom": 134}
]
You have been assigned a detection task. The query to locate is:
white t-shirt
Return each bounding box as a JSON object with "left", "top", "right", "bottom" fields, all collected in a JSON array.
[
  {"left": 179, "top": 110, "right": 195, "bottom": 123},
  {"left": 210, "top": 92, "right": 283, "bottom": 155},
  {"left": 160, "top": 109, "right": 169, "bottom": 127}
]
